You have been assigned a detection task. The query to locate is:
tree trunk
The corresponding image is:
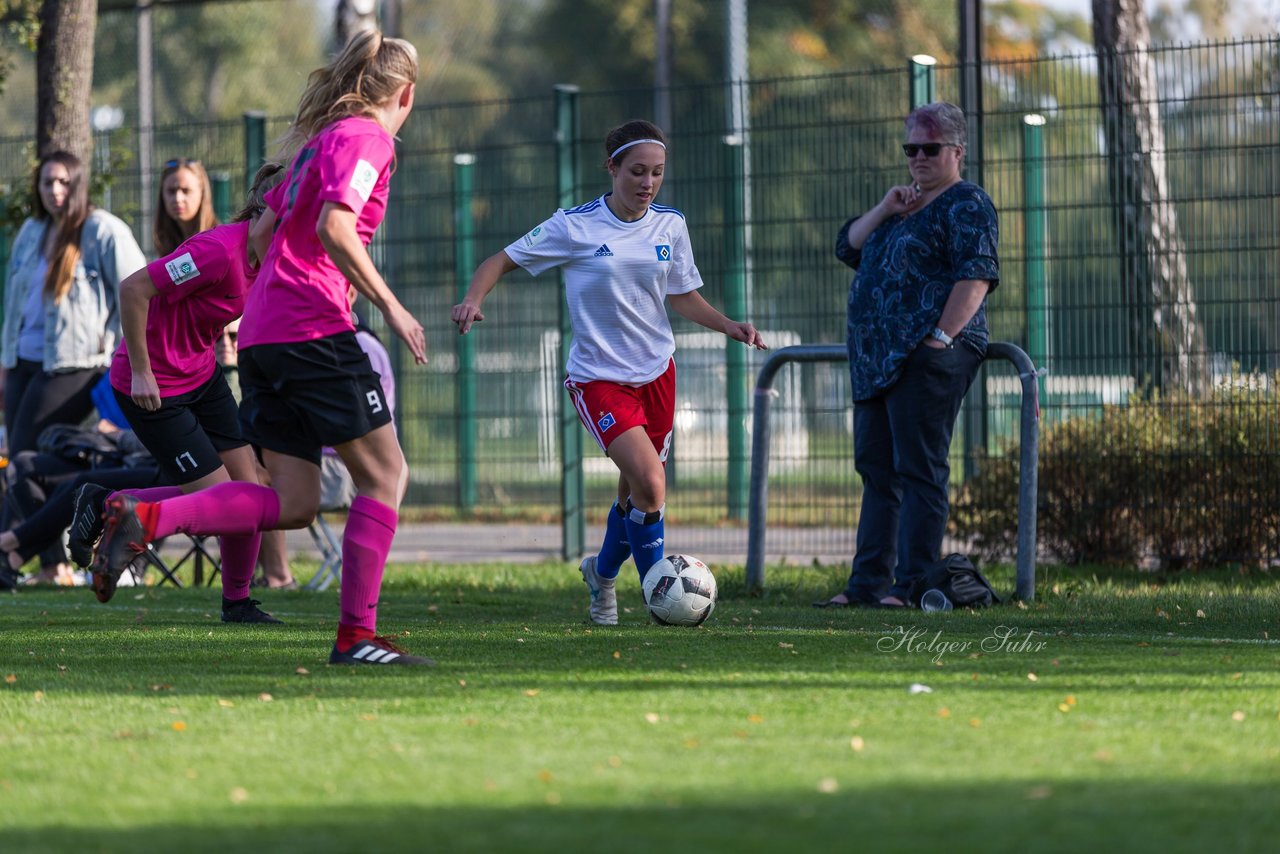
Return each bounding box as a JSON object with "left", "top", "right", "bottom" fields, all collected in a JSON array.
[
  {"left": 36, "top": 0, "right": 96, "bottom": 162},
  {"left": 1092, "top": 0, "right": 1209, "bottom": 396}
]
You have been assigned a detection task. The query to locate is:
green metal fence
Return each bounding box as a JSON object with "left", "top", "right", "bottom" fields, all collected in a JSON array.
[{"left": 2, "top": 36, "right": 1277, "bottom": 564}]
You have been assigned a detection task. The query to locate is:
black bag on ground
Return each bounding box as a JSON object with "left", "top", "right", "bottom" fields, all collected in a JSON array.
[
  {"left": 909, "top": 553, "right": 1001, "bottom": 609},
  {"left": 36, "top": 424, "right": 128, "bottom": 469}
]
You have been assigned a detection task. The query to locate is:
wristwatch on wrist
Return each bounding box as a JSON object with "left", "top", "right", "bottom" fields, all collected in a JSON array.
[{"left": 929, "top": 327, "right": 954, "bottom": 347}]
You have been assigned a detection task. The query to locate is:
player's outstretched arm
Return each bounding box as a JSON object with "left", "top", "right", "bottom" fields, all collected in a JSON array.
[
  {"left": 668, "top": 291, "right": 768, "bottom": 350},
  {"left": 452, "top": 250, "right": 520, "bottom": 334}
]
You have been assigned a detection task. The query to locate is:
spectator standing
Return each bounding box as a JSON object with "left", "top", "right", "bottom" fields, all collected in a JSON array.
[
  {"left": 153, "top": 158, "right": 218, "bottom": 257},
  {"left": 815, "top": 102, "right": 999, "bottom": 609},
  {"left": 1, "top": 151, "right": 145, "bottom": 456}
]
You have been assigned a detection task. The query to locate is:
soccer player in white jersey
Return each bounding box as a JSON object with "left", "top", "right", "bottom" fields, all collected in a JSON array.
[{"left": 452, "top": 119, "right": 767, "bottom": 625}]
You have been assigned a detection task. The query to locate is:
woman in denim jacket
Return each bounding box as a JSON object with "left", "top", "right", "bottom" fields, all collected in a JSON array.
[{"left": 1, "top": 150, "right": 146, "bottom": 455}]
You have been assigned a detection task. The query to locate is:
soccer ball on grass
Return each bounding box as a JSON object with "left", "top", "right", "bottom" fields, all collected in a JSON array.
[{"left": 642, "top": 554, "right": 717, "bottom": 626}]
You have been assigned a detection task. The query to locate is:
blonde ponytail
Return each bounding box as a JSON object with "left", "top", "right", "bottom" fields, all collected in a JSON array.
[{"left": 274, "top": 31, "right": 418, "bottom": 163}]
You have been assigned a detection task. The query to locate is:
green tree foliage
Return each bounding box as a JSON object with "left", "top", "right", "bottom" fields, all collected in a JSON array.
[
  {"left": 0, "top": 0, "right": 39, "bottom": 91},
  {"left": 1153, "top": 0, "right": 1276, "bottom": 42},
  {"left": 91, "top": 1, "right": 327, "bottom": 124},
  {"left": 527, "top": 0, "right": 1096, "bottom": 89},
  {"left": 0, "top": 2, "right": 40, "bottom": 143},
  {"left": 400, "top": 0, "right": 545, "bottom": 105},
  {"left": 986, "top": 1, "right": 1092, "bottom": 56}
]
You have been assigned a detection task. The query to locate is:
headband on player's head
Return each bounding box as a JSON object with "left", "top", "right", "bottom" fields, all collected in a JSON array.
[{"left": 609, "top": 138, "right": 667, "bottom": 161}]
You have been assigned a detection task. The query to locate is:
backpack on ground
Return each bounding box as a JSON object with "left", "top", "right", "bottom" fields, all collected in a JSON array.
[
  {"left": 36, "top": 424, "right": 126, "bottom": 468},
  {"left": 908, "top": 553, "right": 1001, "bottom": 609}
]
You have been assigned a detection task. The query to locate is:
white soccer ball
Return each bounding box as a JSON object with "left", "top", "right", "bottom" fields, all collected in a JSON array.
[{"left": 642, "top": 554, "right": 717, "bottom": 626}]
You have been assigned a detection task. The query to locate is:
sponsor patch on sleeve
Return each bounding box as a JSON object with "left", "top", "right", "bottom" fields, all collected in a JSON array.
[
  {"left": 165, "top": 252, "right": 201, "bottom": 286},
  {"left": 523, "top": 224, "right": 549, "bottom": 248},
  {"left": 349, "top": 159, "right": 379, "bottom": 202}
]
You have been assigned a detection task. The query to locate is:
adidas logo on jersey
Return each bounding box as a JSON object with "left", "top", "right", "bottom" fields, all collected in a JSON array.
[{"left": 594, "top": 244, "right": 614, "bottom": 257}]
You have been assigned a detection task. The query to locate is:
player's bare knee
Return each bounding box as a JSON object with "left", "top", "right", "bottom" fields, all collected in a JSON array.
[
  {"left": 277, "top": 502, "right": 320, "bottom": 529},
  {"left": 629, "top": 473, "right": 666, "bottom": 511}
]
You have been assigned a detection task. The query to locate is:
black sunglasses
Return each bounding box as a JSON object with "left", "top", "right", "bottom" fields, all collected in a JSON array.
[
  {"left": 164, "top": 158, "right": 202, "bottom": 169},
  {"left": 902, "top": 143, "right": 952, "bottom": 158}
]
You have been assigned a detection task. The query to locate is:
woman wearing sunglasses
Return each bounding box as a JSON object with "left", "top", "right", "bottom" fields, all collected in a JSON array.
[{"left": 815, "top": 101, "right": 1000, "bottom": 610}]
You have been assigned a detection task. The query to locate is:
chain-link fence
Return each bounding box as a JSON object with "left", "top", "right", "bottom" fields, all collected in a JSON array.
[{"left": 2, "top": 33, "right": 1278, "bottom": 564}]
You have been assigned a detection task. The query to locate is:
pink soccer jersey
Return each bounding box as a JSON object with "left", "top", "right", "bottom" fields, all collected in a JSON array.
[
  {"left": 237, "top": 116, "right": 395, "bottom": 349},
  {"left": 110, "top": 221, "right": 256, "bottom": 397}
]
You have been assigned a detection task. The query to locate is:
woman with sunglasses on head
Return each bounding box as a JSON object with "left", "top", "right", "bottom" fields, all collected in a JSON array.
[
  {"left": 154, "top": 158, "right": 218, "bottom": 257},
  {"left": 1, "top": 151, "right": 146, "bottom": 459},
  {"left": 94, "top": 31, "right": 432, "bottom": 666},
  {"left": 453, "top": 119, "right": 767, "bottom": 626},
  {"left": 815, "top": 101, "right": 1000, "bottom": 611},
  {"left": 76, "top": 163, "right": 288, "bottom": 622}
]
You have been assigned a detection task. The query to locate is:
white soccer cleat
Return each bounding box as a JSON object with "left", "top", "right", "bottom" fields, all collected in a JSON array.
[{"left": 580, "top": 555, "right": 618, "bottom": 626}]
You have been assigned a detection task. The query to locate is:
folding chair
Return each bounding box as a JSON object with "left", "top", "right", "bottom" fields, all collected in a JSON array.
[
  {"left": 304, "top": 453, "right": 354, "bottom": 591},
  {"left": 142, "top": 535, "right": 222, "bottom": 588}
]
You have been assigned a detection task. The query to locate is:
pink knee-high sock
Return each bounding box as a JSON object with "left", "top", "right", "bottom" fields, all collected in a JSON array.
[
  {"left": 218, "top": 532, "right": 261, "bottom": 601},
  {"left": 118, "top": 486, "right": 184, "bottom": 502},
  {"left": 339, "top": 496, "right": 398, "bottom": 634},
  {"left": 149, "top": 481, "right": 280, "bottom": 539}
]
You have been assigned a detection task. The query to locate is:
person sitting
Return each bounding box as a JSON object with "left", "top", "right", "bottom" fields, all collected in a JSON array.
[{"left": 0, "top": 414, "right": 158, "bottom": 587}]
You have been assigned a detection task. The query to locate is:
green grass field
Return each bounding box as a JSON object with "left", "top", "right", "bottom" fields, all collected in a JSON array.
[{"left": 3, "top": 563, "right": 1280, "bottom": 853}]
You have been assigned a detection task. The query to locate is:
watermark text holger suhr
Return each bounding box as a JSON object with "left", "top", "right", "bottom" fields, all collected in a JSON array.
[{"left": 877, "top": 625, "right": 1048, "bottom": 664}]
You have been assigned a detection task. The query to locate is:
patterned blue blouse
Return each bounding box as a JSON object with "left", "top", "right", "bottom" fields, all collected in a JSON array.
[{"left": 837, "top": 180, "right": 999, "bottom": 401}]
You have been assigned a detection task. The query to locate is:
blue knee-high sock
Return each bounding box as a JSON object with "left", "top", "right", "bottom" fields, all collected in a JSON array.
[
  {"left": 625, "top": 501, "right": 665, "bottom": 579},
  {"left": 595, "top": 501, "right": 631, "bottom": 579}
]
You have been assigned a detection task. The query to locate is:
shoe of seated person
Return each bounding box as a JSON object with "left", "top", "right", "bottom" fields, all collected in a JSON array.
[
  {"left": 329, "top": 635, "right": 435, "bottom": 666},
  {"left": 0, "top": 564, "right": 18, "bottom": 591},
  {"left": 221, "top": 597, "right": 284, "bottom": 624},
  {"left": 70, "top": 484, "right": 113, "bottom": 569},
  {"left": 91, "top": 494, "right": 149, "bottom": 603}
]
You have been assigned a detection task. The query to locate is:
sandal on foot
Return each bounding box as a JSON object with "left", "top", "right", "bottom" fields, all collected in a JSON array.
[{"left": 813, "top": 592, "right": 881, "bottom": 609}]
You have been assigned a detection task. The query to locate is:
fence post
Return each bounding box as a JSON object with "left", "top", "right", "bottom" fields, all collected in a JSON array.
[
  {"left": 211, "top": 172, "right": 232, "bottom": 222},
  {"left": 1022, "top": 114, "right": 1048, "bottom": 398},
  {"left": 453, "top": 153, "right": 478, "bottom": 513},
  {"left": 243, "top": 111, "right": 266, "bottom": 193},
  {"left": 555, "top": 84, "right": 585, "bottom": 561},
  {"left": 723, "top": 136, "right": 749, "bottom": 520},
  {"left": 958, "top": 0, "right": 987, "bottom": 479},
  {"left": 908, "top": 54, "right": 936, "bottom": 110}
]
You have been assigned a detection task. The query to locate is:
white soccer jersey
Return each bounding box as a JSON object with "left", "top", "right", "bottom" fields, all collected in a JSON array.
[{"left": 504, "top": 193, "right": 704, "bottom": 385}]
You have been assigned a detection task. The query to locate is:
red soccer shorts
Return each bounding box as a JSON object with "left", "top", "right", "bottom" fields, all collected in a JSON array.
[{"left": 564, "top": 359, "right": 675, "bottom": 462}]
